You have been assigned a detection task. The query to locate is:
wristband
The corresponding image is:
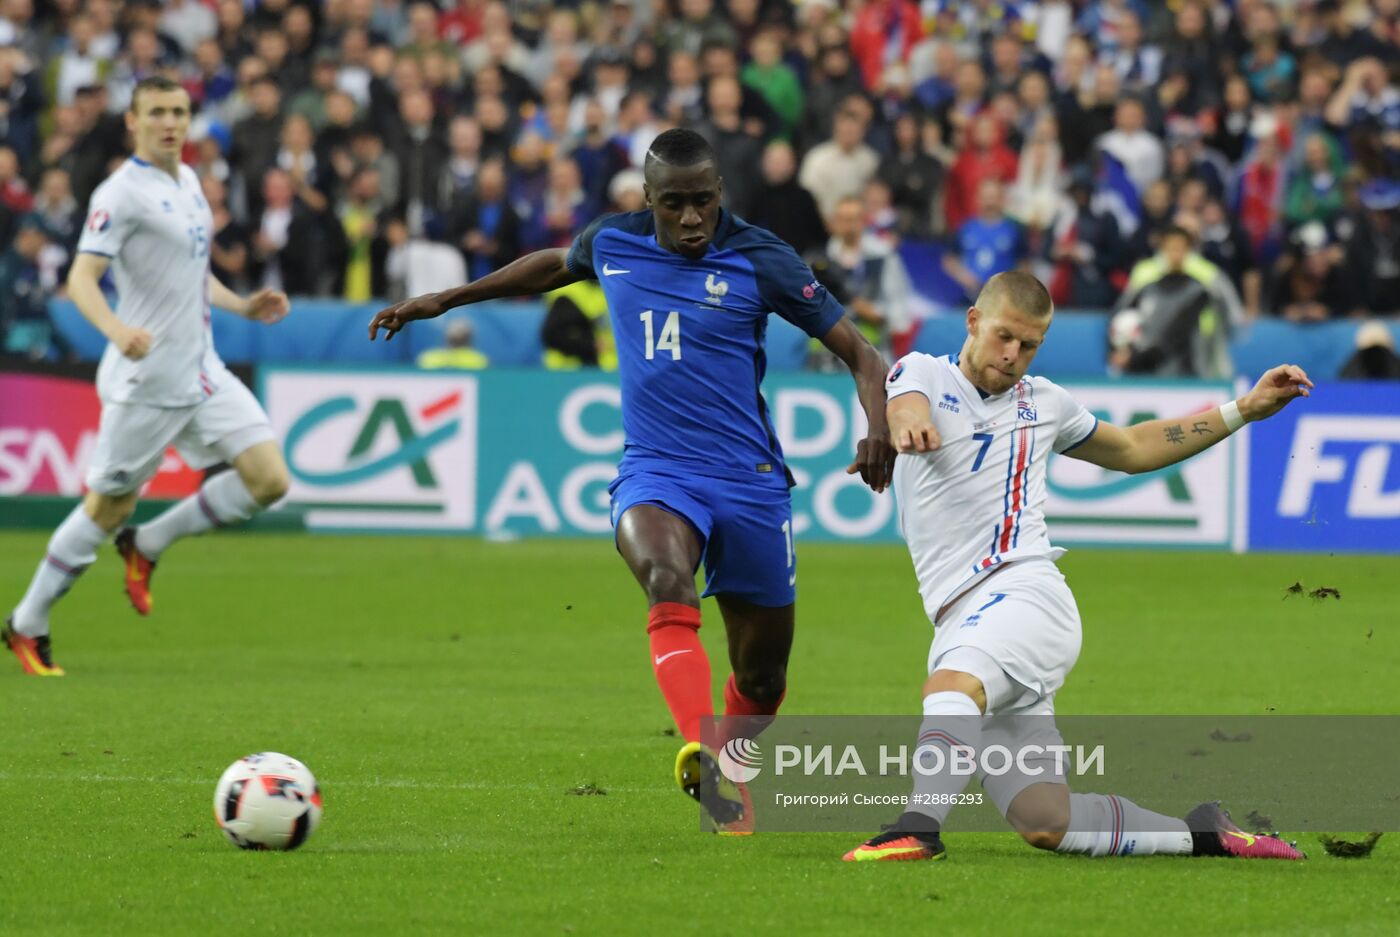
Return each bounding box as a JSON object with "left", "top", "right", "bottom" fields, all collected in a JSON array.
[{"left": 1220, "top": 400, "right": 1245, "bottom": 433}]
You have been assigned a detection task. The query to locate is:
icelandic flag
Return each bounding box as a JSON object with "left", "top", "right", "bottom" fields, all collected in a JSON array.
[{"left": 1093, "top": 150, "right": 1142, "bottom": 236}]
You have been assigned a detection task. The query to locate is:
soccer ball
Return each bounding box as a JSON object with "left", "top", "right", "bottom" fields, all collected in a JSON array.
[{"left": 213, "top": 752, "right": 323, "bottom": 850}]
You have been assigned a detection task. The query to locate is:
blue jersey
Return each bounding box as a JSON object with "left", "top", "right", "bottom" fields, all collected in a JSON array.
[{"left": 566, "top": 210, "right": 844, "bottom": 486}]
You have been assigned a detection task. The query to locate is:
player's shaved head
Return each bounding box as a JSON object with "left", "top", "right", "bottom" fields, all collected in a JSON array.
[
  {"left": 960, "top": 272, "right": 1054, "bottom": 395},
  {"left": 976, "top": 271, "right": 1054, "bottom": 320}
]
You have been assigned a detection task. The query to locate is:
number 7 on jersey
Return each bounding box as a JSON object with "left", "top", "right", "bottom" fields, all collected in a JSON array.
[{"left": 640, "top": 310, "right": 682, "bottom": 360}]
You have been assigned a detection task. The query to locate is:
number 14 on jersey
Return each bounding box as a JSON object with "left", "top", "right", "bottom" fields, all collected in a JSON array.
[{"left": 640, "top": 310, "right": 681, "bottom": 360}]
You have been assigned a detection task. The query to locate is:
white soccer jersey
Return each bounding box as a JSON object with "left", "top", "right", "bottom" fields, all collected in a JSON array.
[
  {"left": 887, "top": 353, "right": 1099, "bottom": 621},
  {"left": 77, "top": 157, "right": 222, "bottom": 407}
]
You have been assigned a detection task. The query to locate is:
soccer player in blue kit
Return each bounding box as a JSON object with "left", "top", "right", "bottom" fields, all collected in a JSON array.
[{"left": 370, "top": 130, "right": 897, "bottom": 830}]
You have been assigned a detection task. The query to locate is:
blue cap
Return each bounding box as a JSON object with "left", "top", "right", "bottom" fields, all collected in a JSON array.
[{"left": 1360, "top": 178, "right": 1400, "bottom": 211}]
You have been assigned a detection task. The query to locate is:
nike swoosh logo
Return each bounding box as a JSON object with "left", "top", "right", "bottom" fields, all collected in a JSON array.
[
  {"left": 654, "top": 649, "right": 691, "bottom": 666},
  {"left": 1225, "top": 831, "right": 1257, "bottom": 847},
  {"left": 602, "top": 263, "right": 631, "bottom": 276}
]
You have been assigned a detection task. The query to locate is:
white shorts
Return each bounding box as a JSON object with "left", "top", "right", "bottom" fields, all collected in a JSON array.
[
  {"left": 927, "top": 558, "right": 1082, "bottom": 704},
  {"left": 86, "top": 375, "right": 275, "bottom": 495},
  {"left": 926, "top": 559, "right": 1083, "bottom": 813}
]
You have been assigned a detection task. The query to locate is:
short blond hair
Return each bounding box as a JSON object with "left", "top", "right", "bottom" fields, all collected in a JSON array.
[{"left": 976, "top": 271, "right": 1054, "bottom": 319}]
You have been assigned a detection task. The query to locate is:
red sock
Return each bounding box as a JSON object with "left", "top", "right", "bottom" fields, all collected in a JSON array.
[
  {"left": 719, "top": 673, "right": 785, "bottom": 747},
  {"left": 647, "top": 602, "right": 712, "bottom": 743}
]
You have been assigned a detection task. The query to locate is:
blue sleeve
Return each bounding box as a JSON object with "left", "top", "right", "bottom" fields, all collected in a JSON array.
[
  {"left": 565, "top": 214, "right": 614, "bottom": 280},
  {"left": 747, "top": 235, "right": 845, "bottom": 339}
]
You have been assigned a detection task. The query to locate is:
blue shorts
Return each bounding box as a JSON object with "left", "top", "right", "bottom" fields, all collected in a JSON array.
[{"left": 609, "top": 469, "right": 796, "bottom": 607}]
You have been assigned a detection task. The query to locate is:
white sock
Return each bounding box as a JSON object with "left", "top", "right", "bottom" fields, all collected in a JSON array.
[
  {"left": 12, "top": 506, "right": 109, "bottom": 636},
  {"left": 135, "top": 471, "right": 261, "bottom": 559},
  {"left": 904, "top": 690, "right": 984, "bottom": 829},
  {"left": 1056, "top": 793, "right": 1194, "bottom": 857}
]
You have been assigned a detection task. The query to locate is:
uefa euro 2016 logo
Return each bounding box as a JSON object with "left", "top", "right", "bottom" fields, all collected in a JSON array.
[{"left": 718, "top": 738, "right": 762, "bottom": 783}]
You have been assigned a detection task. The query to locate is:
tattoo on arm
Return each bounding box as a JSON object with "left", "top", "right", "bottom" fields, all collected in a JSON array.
[
  {"left": 1191, "top": 421, "right": 1213, "bottom": 436},
  {"left": 1164, "top": 424, "right": 1185, "bottom": 445}
]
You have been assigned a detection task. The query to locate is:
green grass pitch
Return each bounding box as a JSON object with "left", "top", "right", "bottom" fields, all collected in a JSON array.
[{"left": 2, "top": 531, "right": 1398, "bottom": 935}]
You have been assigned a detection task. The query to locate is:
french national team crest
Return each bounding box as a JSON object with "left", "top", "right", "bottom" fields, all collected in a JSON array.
[
  {"left": 87, "top": 209, "right": 111, "bottom": 233},
  {"left": 704, "top": 273, "right": 729, "bottom": 304}
]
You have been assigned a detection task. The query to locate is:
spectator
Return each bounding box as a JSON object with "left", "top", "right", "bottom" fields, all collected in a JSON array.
[
  {"left": 203, "top": 174, "right": 251, "bottom": 295},
  {"left": 541, "top": 279, "right": 614, "bottom": 370},
  {"left": 742, "top": 30, "right": 803, "bottom": 140},
  {"left": 0, "top": 144, "right": 33, "bottom": 216},
  {"left": 1113, "top": 224, "right": 1241, "bottom": 378},
  {"left": 568, "top": 99, "right": 627, "bottom": 212},
  {"left": 0, "top": 219, "right": 55, "bottom": 359},
  {"left": 1208, "top": 74, "right": 1255, "bottom": 164},
  {"left": 339, "top": 166, "right": 385, "bottom": 301},
  {"left": 944, "top": 113, "right": 1018, "bottom": 233},
  {"left": 233, "top": 75, "right": 285, "bottom": 214},
  {"left": 1007, "top": 115, "right": 1064, "bottom": 236},
  {"left": 695, "top": 75, "right": 762, "bottom": 218},
  {"left": 878, "top": 112, "right": 943, "bottom": 238},
  {"left": 748, "top": 140, "right": 828, "bottom": 256},
  {"left": 189, "top": 39, "right": 236, "bottom": 119},
  {"left": 663, "top": 50, "right": 706, "bottom": 126},
  {"left": 27, "top": 167, "right": 81, "bottom": 263},
  {"left": 608, "top": 168, "right": 646, "bottom": 212},
  {"left": 1269, "top": 221, "right": 1352, "bottom": 322},
  {"left": 287, "top": 54, "right": 344, "bottom": 133},
  {"left": 1046, "top": 166, "right": 1123, "bottom": 308},
  {"left": 439, "top": 0, "right": 486, "bottom": 47},
  {"left": 1339, "top": 321, "right": 1400, "bottom": 380},
  {"left": 818, "top": 194, "right": 913, "bottom": 360},
  {"left": 1101, "top": 10, "right": 1162, "bottom": 94},
  {"left": 448, "top": 158, "right": 521, "bottom": 281},
  {"left": 849, "top": 0, "right": 922, "bottom": 90},
  {"left": 1160, "top": 0, "right": 1222, "bottom": 112},
  {"left": 419, "top": 319, "right": 490, "bottom": 370},
  {"left": 796, "top": 28, "right": 864, "bottom": 151},
  {"left": 531, "top": 156, "right": 590, "bottom": 251},
  {"left": 1243, "top": 26, "right": 1296, "bottom": 104},
  {"left": 526, "top": 8, "right": 590, "bottom": 90},
  {"left": 403, "top": 2, "right": 456, "bottom": 63},
  {"left": 913, "top": 41, "right": 958, "bottom": 114},
  {"left": 68, "top": 85, "right": 125, "bottom": 205},
  {"left": 439, "top": 115, "right": 483, "bottom": 207},
  {"left": 252, "top": 168, "right": 340, "bottom": 295},
  {"left": 1234, "top": 118, "right": 1288, "bottom": 264},
  {"left": 277, "top": 113, "right": 330, "bottom": 213},
  {"left": 1056, "top": 59, "right": 1119, "bottom": 166},
  {"left": 665, "top": 0, "right": 737, "bottom": 60},
  {"left": 944, "top": 179, "right": 1028, "bottom": 300},
  {"left": 1285, "top": 132, "right": 1346, "bottom": 229},
  {"left": 387, "top": 88, "right": 449, "bottom": 236},
  {"left": 160, "top": 0, "right": 218, "bottom": 59},
  {"left": 799, "top": 104, "right": 879, "bottom": 220},
  {"left": 48, "top": 14, "right": 108, "bottom": 108},
  {"left": 1341, "top": 179, "right": 1400, "bottom": 315},
  {"left": 1097, "top": 96, "right": 1164, "bottom": 196},
  {"left": 1125, "top": 178, "right": 1178, "bottom": 264},
  {"left": 1198, "top": 196, "right": 1257, "bottom": 309},
  {"left": 0, "top": 46, "right": 43, "bottom": 168}
]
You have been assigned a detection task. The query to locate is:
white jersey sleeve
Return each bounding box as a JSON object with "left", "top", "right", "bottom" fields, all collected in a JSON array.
[
  {"left": 76, "top": 181, "right": 139, "bottom": 258},
  {"left": 886, "top": 352, "right": 941, "bottom": 403},
  {"left": 1035, "top": 378, "right": 1099, "bottom": 453}
]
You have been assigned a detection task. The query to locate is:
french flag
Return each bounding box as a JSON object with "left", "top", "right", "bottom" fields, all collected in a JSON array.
[{"left": 1093, "top": 150, "right": 1142, "bottom": 236}]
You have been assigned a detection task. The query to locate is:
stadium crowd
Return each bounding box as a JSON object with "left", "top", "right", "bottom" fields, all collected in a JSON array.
[{"left": 1, "top": 0, "right": 1398, "bottom": 371}]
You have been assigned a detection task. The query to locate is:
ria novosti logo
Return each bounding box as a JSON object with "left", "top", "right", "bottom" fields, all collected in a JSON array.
[{"left": 718, "top": 738, "right": 763, "bottom": 783}]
